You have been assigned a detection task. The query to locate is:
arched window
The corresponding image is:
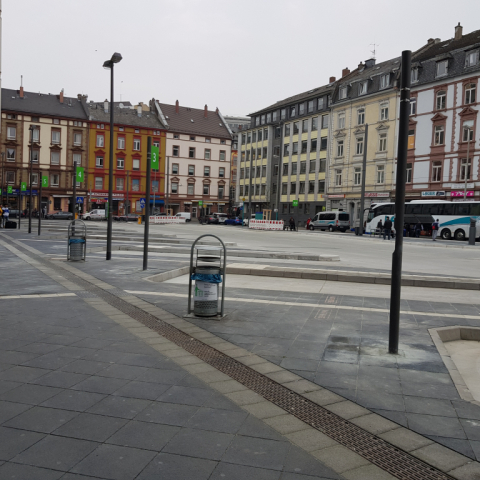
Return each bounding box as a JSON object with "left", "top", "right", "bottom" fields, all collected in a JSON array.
[{"left": 436, "top": 91, "right": 446, "bottom": 110}]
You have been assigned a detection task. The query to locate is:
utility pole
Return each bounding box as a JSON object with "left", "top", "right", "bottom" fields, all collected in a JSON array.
[
  {"left": 143, "top": 137, "right": 152, "bottom": 270},
  {"left": 464, "top": 123, "right": 473, "bottom": 199},
  {"left": 72, "top": 160, "right": 77, "bottom": 231},
  {"left": 389, "top": 50, "right": 411, "bottom": 355},
  {"left": 38, "top": 169, "right": 42, "bottom": 235},
  {"left": 165, "top": 156, "right": 170, "bottom": 215},
  {"left": 126, "top": 170, "right": 129, "bottom": 214},
  {"left": 359, "top": 124, "right": 369, "bottom": 235},
  {"left": 28, "top": 126, "right": 34, "bottom": 234}
]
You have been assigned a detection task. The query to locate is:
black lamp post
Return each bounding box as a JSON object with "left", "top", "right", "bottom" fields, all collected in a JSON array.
[
  {"left": 103, "top": 52, "right": 122, "bottom": 261},
  {"left": 28, "top": 125, "right": 34, "bottom": 234}
]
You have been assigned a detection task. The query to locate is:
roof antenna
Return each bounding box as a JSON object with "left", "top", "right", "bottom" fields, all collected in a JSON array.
[
  {"left": 21, "top": 75, "right": 23, "bottom": 87},
  {"left": 370, "top": 42, "right": 379, "bottom": 59}
]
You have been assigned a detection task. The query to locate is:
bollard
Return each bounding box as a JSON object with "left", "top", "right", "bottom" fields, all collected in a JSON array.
[{"left": 469, "top": 218, "right": 476, "bottom": 246}]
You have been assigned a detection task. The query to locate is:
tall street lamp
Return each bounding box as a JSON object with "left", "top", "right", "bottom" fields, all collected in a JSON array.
[
  {"left": 463, "top": 120, "right": 474, "bottom": 200},
  {"left": 28, "top": 125, "right": 34, "bottom": 234},
  {"left": 103, "top": 52, "right": 122, "bottom": 261}
]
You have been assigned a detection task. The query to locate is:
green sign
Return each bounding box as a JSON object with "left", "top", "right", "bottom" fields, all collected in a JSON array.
[
  {"left": 7, "top": 186, "right": 13, "bottom": 194},
  {"left": 42, "top": 176, "right": 49, "bottom": 187},
  {"left": 21, "top": 182, "right": 27, "bottom": 192},
  {"left": 76, "top": 166, "right": 84, "bottom": 183},
  {"left": 198, "top": 200, "right": 203, "bottom": 206},
  {"left": 0, "top": 188, "right": 2, "bottom": 195},
  {"left": 292, "top": 199, "right": 299, "bottom": 207},
  {"left": 151, "top": 145, "right": 159, "bottom": 170}
]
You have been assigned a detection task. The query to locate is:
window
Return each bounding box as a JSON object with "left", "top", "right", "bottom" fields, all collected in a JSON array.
[
  {"left": 116, "top": 178, "right": 124, "bottom": 190},
  {"left": 376, "top": 165, "right": 385, "bottom": 184},
  {"left": 187, "top": 184, "right": 194, "bottom": 195},
  {"left": 173, "top": 146, "right": 179, "bottom": 156},
  {"left": 290, "top": 106, "right": 296, "bottom": 117},
  {"left": 132, "top": 179, "right": 139, "bottom": 191},
  {"left": 410, "top": 97, "right": 417, "bottom": 115},
  {"left": 465, "top": 83, "right": 476, "bottom": 104},
  {"left": 172, "top": 163, "right": 179, "bottom": 174},
  {"left": 204, "top": 166, "right": 210, "bottom": 177},
  {"left": 354, "top": 167, "right": 362, "bottom": 186},
  {"left": 281, "top": 108, "right": 286, "bottom": 120},
  {"left": 406, "top": 163, "right": 412, "bottom": 183},
  {"left": 465, "top": 50, "right": 479, "bottom": 67},
  {"left": 204, "top": 149, "right": 211, "bottom": 160},
  {"left": 152, "top": 180, "right": 159, "bottom": 192},
  {"left": 380, "top": 105, "right": 389, "bottom": 120},
  {"left": 252, "top": 132, "right": 257, "bottom": 143},
  {"left": 311, "top": 138, "right": 317, "bottom": 151},
  {"left": 205, "top": 137, "right": 211, "bottom": 143},
  {"left": 133, "top": 139, "right": 141, "bottom": 151},
  {"left": 219, "top": 150, "right": 226, "bottom": 161},
  {"left": 190, "top": 136, "right": 195, "bottom": 141},
  {"left": 292, "top": 142, "right": 298, "bottom": 155},
  {"left": 408, "top": 129, "right": 415, "bottom": 149},
  {"left": 300, "top": 161, "right": 306, "bottom": 174},
  {"left": 31, "top": 149, "right": 39, "bottom": 163},
  {"left": 272, "top": 183, "right": 277, "bottom": 195},
  {"left": 436, "top": 60, "right": 448, "bottom": 77},
  {"left": 257, "top": 130, "right": 262, "bottom": 142},
  {"left": 189, "top": 147, "right": 195, "bottom": 158},
  {"left": 274, "top": 164, "right": 279, "bottom": 176},
  {"left": 285, "top": 124, "right": 290, "bottom": 136},
  {"left": 356, "top": 136, "right": 364, "bottom": 155},
  {"left": 117, "top": 136, "right": 125, "bottom": 149},
  {"left": 256, "top": 148, "right": 261, "bottom": 159},
  {"left": 380, "top": 74, "right": 390, "bottom": 89},
  {"left": 262, "top": 165, "right": 266, "bottom": 177},
  {"left": 339, "top": 87, "right": 347, "bottom": 100},
  {"left": 264, "top": 128, "right": 268, "bottom": 140},
  {"left": 219, "top": 167, "right": 225, "bottom": 178},
  {"left": 302, "top": 120, "right": 308, "bottom": 133},
  {"left": 338, "top": 114, "right": 345, "bottom": 129},
  {"left": 309, "top": 160, "right": 316, "bottom": 173},
  {"left": 411, "top": 68, "right": 419, "bottom": 83},
  {"left": 6, "top": 171, "right": 15, "bottom": 183},
  {"left": 320, "top": 137, "right": 327, "bottom": 150},
  {"left": 171, "top": 182, "right": 178, "bottom": 194},
  {"left": 337, "top": 140, "right": 344, "bottom": 157},
  {"left": 217, "top": 185, "right": 224, "bottom": 199},
  {"left": 51, "top": 174, "right": 60, "bottom": 186},
  {"left": 96, "top": 134, "right": 104, "bottom": 147},
  {"left": 247, "top": 133, "right": 251, "bottom": 143},
  {"left": 311, "top": 117, "right": 318, "bottom": 131},
  {"left": 301, "top": 141, "right": 308, "bottom": 154},
  {"left": 188, "top": 165, "right": 195, "bottom": 176},
  {"left": 299, "top": 181, "right": 305, "bottom": 194},
  {"left": 267, "top": 113, "right": 272, "bottom": 123},
  {"left": 30, "top": 127, "right": 40, "bottom": 143},
  {"left": 255, "top": 184, "right": 260, "bottom": 196},
  {"left": 293, "top": 122, "right": 299, "bottom": 135},
  {"left": 282, "top": 183, "right": 288, "bottom": 194},
  {"left": 335, "top": 170, "right": 342, "bottom": 186},
  {"left": 51, "top": 152, "right": 60, "bottom": 165},
  {"left": 432, "top": 161, "right": 442, "bottom": 182},
  {"left": 308, "top": 180, "right": 315, "bottom": 194},
  {"left": 133, "top": 159, "right": 140, "bottom": 170},
  {"left": 308, "top": 100, "right": 314, "bottom": 113},
  {"left": 273, "top": 111, "right": 278, "bottom": 121},
  {"left": 244, "top": 185, "right": 249, "bottom": 196},
  {"left": 378, "top": 133, "right": 387, "bottom": 152},
  {"left": 203, "top": 184, "right": 209, "bottom": 195},
  {"left": 52, "top": 130, "right": 61, "bottom": 144},
  {"left": 282, "top": 163, "right": 289, "bottom": 175},
  {"left": 436, "top": 90, "right": 446, "bottom": 110},
  {"left": 284, "top": 144, "right": 290, "bottom": 157},
  {"left": 299, "top": 103, "right": 305, "bottom": 115},
  {"left": 7, "top": 148, "right": 15, "bottom": 161},
  {"left": 73, "top": 153, "right": 82, "bottom": 167},
  {"left": 263, "top": 147, "right": 267, "bottom": 158},
  {"left": 358, "top": 81, "right": 368, "bottom": 95},
  {"left": 317, "top": 97, "right": 325, "bottom": 109},
  {"left": 173, "top": 134, "right": 180, "bottom": 139},
  {"left": 460, "top": 158, "right": 471, "bottom": 180},
  {"left": 118, "top": 126, "right": 124, "bottom": 132},
  {"left": 319, "top": 159, "right": 326, "bottom": 172},
  {"left": 463, "top": 125, "right": 474, "bottom": 142},
  {"left": 73, "top": 132, "right": 82, "bottom": 146},
  {"left": 241, "top": 134, "right": 246, "bottom": 144},
  {"left": 357, "top": 108, "right": 365, "bottom": 125},
  {"left": 290, "top": 183, "right": 296, "bottom": 194},
  {"left": 117, "top": 158, "right": 124, "bottom": 169},
  {"left": 292, "top": 162, "right": 298, "bottom": 175},
  {"left": 31, "top": 173, "right": 38, "bottom": 185},
  {"left": 434, "top": 125, "right": 445, "bottom": 145},
  {"left": 321, "top": 114, "right": 329, "bottom": 129}
]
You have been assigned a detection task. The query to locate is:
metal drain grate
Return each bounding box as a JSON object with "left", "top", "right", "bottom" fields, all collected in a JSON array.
[
  {"left": 15, "top": 244, "right": 454, "bottom": 480},
  {"left": 75, "top": 291, "right": 98, "bottom": 298}
]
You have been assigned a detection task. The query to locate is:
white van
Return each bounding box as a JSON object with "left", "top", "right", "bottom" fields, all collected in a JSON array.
[
  {"left": 175, "top": 212, "right": 191, "bottom": 222},
  {"left": 81, "top": 209, "right": 106, "bottom": 221},
  {"left": 310, "top": 211, "right": 350, "bottom": 232}
]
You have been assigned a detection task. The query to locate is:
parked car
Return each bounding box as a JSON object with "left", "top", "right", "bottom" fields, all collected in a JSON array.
[
  {"left": 175, "top": 212, "right": 191, "bottom": 222},
  {"left": 46, "top": 211, "right": 74, "bottom": 220},
  {"left": 243, "top": 214, "right": 256, "bottom": 226},
  {"left": 81, "top": 209, "right": 106, "bottom": 221},
  {"left": 224, "top": 217, "right": 242, "bottom": 226},
  {"left": 309, "top": 211, "right": 350, "bottom": 232},
  {"left": 113, "top": 213, "right": 139, "bottom": 222},
  {"left": 207, "top": 213, "right": 228, "bottom": 224}
]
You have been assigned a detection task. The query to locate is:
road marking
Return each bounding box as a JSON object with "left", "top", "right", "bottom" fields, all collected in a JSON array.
[
  {"left": 0, "top": 293, "right": 76, "bottom": 300},
  {"left": 125, "top": 290, "right": 480, "bottom": 321}
]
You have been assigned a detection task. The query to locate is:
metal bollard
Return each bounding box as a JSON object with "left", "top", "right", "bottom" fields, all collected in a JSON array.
[{"left": 469, "top": 218, "right": 476, "bottom": 246}]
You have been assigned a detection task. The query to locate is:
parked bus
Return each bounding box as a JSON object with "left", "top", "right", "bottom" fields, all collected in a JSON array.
[{"left": 365, "top": 200, "right": 480, "bottom": 240}]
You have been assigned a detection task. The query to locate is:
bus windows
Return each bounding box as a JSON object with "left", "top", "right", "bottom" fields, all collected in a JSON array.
[
  {"left": 422, "top": 204, "right": 442, "bottom": 215},
  {"left": 443, "top": 203, "right": 454, "bottom": 215},
  {"left": 405, "top": 204, "right": 422, "bottom": 214},
  {"left": 470, "top": 204, "right": 480, "bottom": 216},
  {"left": 376, "top": 204, "right": 394, "bottom": 216},
  {"left": 455, "top": 203, "right": 471, "bottom": 215}
]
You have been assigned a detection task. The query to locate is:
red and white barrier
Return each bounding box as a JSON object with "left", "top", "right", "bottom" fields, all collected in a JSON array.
[
  {"left": 249, "top": 220, "right": 284, "bottom": 230},
  {"left": 149, "top": 216, "right": 186, "bottom": 224}
]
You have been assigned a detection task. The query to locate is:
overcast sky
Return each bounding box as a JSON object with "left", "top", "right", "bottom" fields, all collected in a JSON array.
[{"left": 3, "top": 0, "right": 479, "bottom": 116}]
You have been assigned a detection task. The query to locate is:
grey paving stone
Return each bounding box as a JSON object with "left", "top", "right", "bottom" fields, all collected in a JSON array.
[
  {"left": 222, "top": 435, "right": 290, "bottom": 470},
  {"left": 186, "top": 407, "right": 248, "bottom": 434},
  {"left": 177, "top": 373, "right": 210, "bottom": 389},
  {"left": 401, "top": 383, "right": 460, "bottom": 400},
  {"left": 4, "top": 406, "right": 77, "bottom": 433},
  {"left": 237, "top": 415, "right": 288, "bottom": 442},
  {"left": 399, "top": 369, "right": 453, "bottom": 385},
  {"left": 40, "top": 390, "right": 106, "bottom": 412},
  {"left": 135, "top": 368, "right": 186, "bottom": 385},
  {"left": 0, "top": 427, "right": 45, "bottom": 461},
  {"left": 112, "top": 380, "right": 170, "bottom": 400},
  {"left": 0, "top": 462, "right": 64, "bottom": 480},
  {"left": 284, "top": 444, "right": 343, "bottom": 479},
  {"left": 470, "top": 440, "right": 480, "bottom": 461},
  {"left": 42, "top": 335, "right": 84, "bottom": 346},
  {"left": 71, "top": 444, "right": 156, "bottom": 480},
  {"left": 59, "top": 474, "right": 108, "bottom": 480},
  {"left": 137, "top": 452, "right": 217, "bottom": 480},
  {"left": 280, "top": 473, "right": 343, "bottom": 480},
  {"left": 371, "top": 409, "right": 409, "bottom": 427},
  {"left": 426, "top": 435, "right": 475, "bottom": 460},
  {"left": 404, "top": 396, "right": 457, "bottom": 417},
  {"left": 453, "top": 400, "right": 480, "bottom": 421},
  {"left": 163, "top": 427, "right": 233, "bottom": 460},
  {"left": 0, "top": 366, "right": 51, "bottom": 383},
  {"left": 0, "top": 351, "right": 40, "bottom": 365},
  {"left": 22, "top": 353, "right": 75, "bottom": 370},
  {"left": 314, "top": 373, "right": 358, "bottom": 390},
  {"left": 210, "top": 462, "right": 281, "bottom": 480},
  {"left": 60, "top": 359, "right": 110, "bottom": 375},
  {"left": 71, "top": 375, "right": 130, "bottom": 394},
  {"left": 158, "top": 385, "right": 215, "bottom": 407},
  {"left": 0, "top": 384, "right": 63, "bottom": 405},
  {"left": 53, "top": 413, "right": 127, "bottom": 442},
  {"left": 86, "top": 395, "right": 150, "bottom": 419},
  {"left": 280, "top": 358, "right": 320, "bottom": 372},
  {"left": 135, "top": 401, "right": 198, "bottom": 426},
  {"left": 106, "top": 420, "right": 179, "bottom": 451},
  {"left": 355, "top": 390, "right": 405, "bottom": 412},
  {"left": 96, "top": 363, "right": 150, "bottom": 380},
  {"left": 31, "top": 371, "right": 88, "bottom": 389},
  {"left": 460, "top": 418, "right": 480, "bottom": 441},
  {"left": 0, "top": 381, "right": 25, "bottom": 398},
  {"left": 12, "top": 435, "right": 98, "bottom": 471},
  {"left": 406, "top": 413, "right": 467, "bottom": 439},
  {"left": 14, "top": 343, "right": 64, "bottom": 355}
]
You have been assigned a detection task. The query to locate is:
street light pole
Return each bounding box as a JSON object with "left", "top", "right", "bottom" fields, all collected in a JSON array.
[
  {"left": 38, "top": 168, "right": 42, "bottom": 235},
  {"left": 464, "top": 126, "right": 472, "bottom": 199},
  {"left": 28, "top": 126, "right": 34, "bottom": 234},
  {"left": 103, "top": 52, "right": 122, "bottom": 261},
  {"left": 359, "top": 124, "right": 369, "bottom": 235}
]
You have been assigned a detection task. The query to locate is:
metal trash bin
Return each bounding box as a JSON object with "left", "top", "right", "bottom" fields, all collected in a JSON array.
[
  {"left": 192, "top": 266, "right": 222, "bottom": 317},
  {"left": 69, "top": 237, "right": 85, "bottom": 261},
  {"left": 67, "top": 220, "right": 87, "bottom": 261}
]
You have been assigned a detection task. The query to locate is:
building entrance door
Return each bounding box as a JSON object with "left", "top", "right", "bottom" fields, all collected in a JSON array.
[{"left": 192, "top": 207, "right": 197, "bottom": 218}]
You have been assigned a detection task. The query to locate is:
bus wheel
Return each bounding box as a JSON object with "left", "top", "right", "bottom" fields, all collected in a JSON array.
[
  {"left": 309, "top": 225, "right": 314, "bottom": 231},
  {"left": 328, "top": 226, "right": 334, "bottom": 232},
  {"left": 441, "top": 229, "right": 451, "bottom": 240},
  {"left": 454, "top": 229, "right": 466, "bottom": 241}
]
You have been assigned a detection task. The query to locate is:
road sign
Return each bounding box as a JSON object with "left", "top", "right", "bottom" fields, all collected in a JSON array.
[
  {"left": 7, "top": 186, "right": 13, "bottom": 194},
  {"left": 42, "top": 176, "right": 48, "bottom": 187},
  {"left": 76, "top": 196, "right": 84, "bottom": 204},
  {"left": 198, "top": 200, "right": 203, "bottom": 206},
  {"left": 76, "top": 166, "right": 85, "bottom": 183},
  {"left": 139, "top": 198, "right": 146, "bottom": 208},
  {"left": 292, "top": 199, "right": 298, "bottom": 207},
  {"left": 21, "top": 182, "right": 27, "bottom": 192},
  {"left": 151, "top": 145, "right": 159, "bottom": 170},
  {"left": 242, "top": 197, "right": 246, "bottom": 201}
]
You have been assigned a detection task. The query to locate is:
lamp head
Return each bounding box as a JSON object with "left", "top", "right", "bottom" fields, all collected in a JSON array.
[{"left": 111, "top": 52, "right": 122, "bottom": 64}]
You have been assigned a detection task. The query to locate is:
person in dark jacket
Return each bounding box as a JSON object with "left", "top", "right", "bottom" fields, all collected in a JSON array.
[
  {"left": 289, "top": 217, "right": 295, "bottom": 231},
  {"left": 377, "top": 219, "right": 383, "bottom": 237},
  {"left": 383, "top": 216, "right": 393, "bottom": 240},
  {"left": 415, "top": 221, "right": 422, "bottom": 238}
]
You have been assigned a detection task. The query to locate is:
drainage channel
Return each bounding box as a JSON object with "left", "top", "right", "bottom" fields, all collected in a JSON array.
[{"left": 13, "top": 243, "right": 453, "bottom": 480}]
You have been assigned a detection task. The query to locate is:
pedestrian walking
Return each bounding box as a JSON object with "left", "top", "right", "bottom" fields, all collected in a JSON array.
[
  {"left": 289, "top": 217, "right": 296, "bottom": 231},
  {"left": 415, "top": 221, "right": 422, "bottom": 238},
  {"left": 377, "top": 219, "right": 383, "bottom": 237},
  {"left": 383, "top": 216, "right": 392, "bottom": 240},
  {"left": 3, "top": 205, "right": 9, "bottom": 227},
  {"left": 306, "top": 218, "right": 311, "bottom": 230},
  {"left": 432, "top": 218, "right": 440, "bottom": 241},
  {"left": 42, "top": 206, "right": 47, "bottom": 218},
  {"left": 0, "top": 205, "right": 3, "bottom": 228}
]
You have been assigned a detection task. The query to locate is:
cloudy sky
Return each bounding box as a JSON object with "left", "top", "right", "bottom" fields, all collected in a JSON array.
[{"left": 3, "top": 0, "right": 478, "bottom": 116}]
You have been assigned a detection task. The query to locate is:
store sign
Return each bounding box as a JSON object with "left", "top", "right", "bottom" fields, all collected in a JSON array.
[
  {"left": 292, "top": 199, "right": 299, "bottom": 207},
  {"left": 365, "top": 192, "right": 390, "bottom": 198},
  {"left": 451, "top": 191, "right": 474, "bottom": 197},
  {"left": 92, "top": 192, "right": 125, "bottom": 199},
  {"left": 327, "top": 194, "right": 345, "bottom": 198},
  {"left": 421, "top": 191, "right": 446, "bottom": 197}
]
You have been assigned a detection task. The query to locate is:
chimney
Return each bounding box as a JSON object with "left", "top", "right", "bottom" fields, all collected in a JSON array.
[
  {"left": 364, "top": 58, "right": 376, "bottom": 68},
  {"left": 329, "top": 76, "right": 336, "bottom": 83},
  {"left": 455, "top": 22, "right": 463, "bottom": 40},
  {"left": 59, "top": 89, "right": 64, "bottom": 104},
  {"left": 137, "top": 105, "right": 142, "bottom": 117},
  {"left": 204, "top": 105, "right": 208, "bottom": 118},
  {"left": 215, "top": 107, "right": 219, "bottom": 114},
  {"left": 358, "top": 61, "right": 364, "bottom": 69},
  {"left": 342, "top": 68, "right": 350, "bottom": 78},
  {"left": 104, "top": 99, "right": 109, "bottom": 113},
  {"left": 19, "top": 86, "right": 24, "bottom": 98},
  {"left": 175, "top": 100, "right": 179, "bottom": 113}
]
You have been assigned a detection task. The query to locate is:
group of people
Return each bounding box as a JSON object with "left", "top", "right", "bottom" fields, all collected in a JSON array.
[
  {"left": 378, "top": 218, "right": 440, "bottom": 241},
  {"left": 0, "top": 205, "right": 10, "bottom": 228}
]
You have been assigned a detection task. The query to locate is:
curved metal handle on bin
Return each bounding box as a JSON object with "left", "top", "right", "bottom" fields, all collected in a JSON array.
[{"left": 188, "top": 234, "right": 226, "bottom": 317}]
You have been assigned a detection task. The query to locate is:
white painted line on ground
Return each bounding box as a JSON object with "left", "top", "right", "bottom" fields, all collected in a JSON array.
[
  {"left": 0, "top": 293, "right": 76, "bottom": 300},
  {"left": 125, "top": 290, "right": 480, "bottom": 321}
]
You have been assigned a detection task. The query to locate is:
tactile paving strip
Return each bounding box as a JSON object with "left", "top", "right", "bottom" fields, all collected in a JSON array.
[{"left": 18, "top": 245, "right": 454, "bottom": 480}]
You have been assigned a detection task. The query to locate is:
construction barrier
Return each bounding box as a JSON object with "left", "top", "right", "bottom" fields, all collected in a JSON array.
[
  {"left": 249, "top": 220, "right": 284, "bottom": 230},
  {"left": 150, "top": 216, "right": 186, "bottom": 224}
]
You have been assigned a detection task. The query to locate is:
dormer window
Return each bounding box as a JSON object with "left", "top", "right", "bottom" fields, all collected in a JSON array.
[
  {"left": 379, "top": 74, "right": 390, "bottom": 89},
  {"left": 436, "top": 60, "right": 448, "bottom": 77},
  {"left": 358, "top": 81, "right": 368, "bottom": 95},
  {"left": 465, "top": 50, "right": 479, "bottom": 68},
  {"left": 339, "top": 87, "right": 347, "bottom": 100},
  {"left": 411, "top": 68, "right": 419, "bottom": 83},
  {"left": 290, "top": 106, "right": 296, "bottom": 117}
]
